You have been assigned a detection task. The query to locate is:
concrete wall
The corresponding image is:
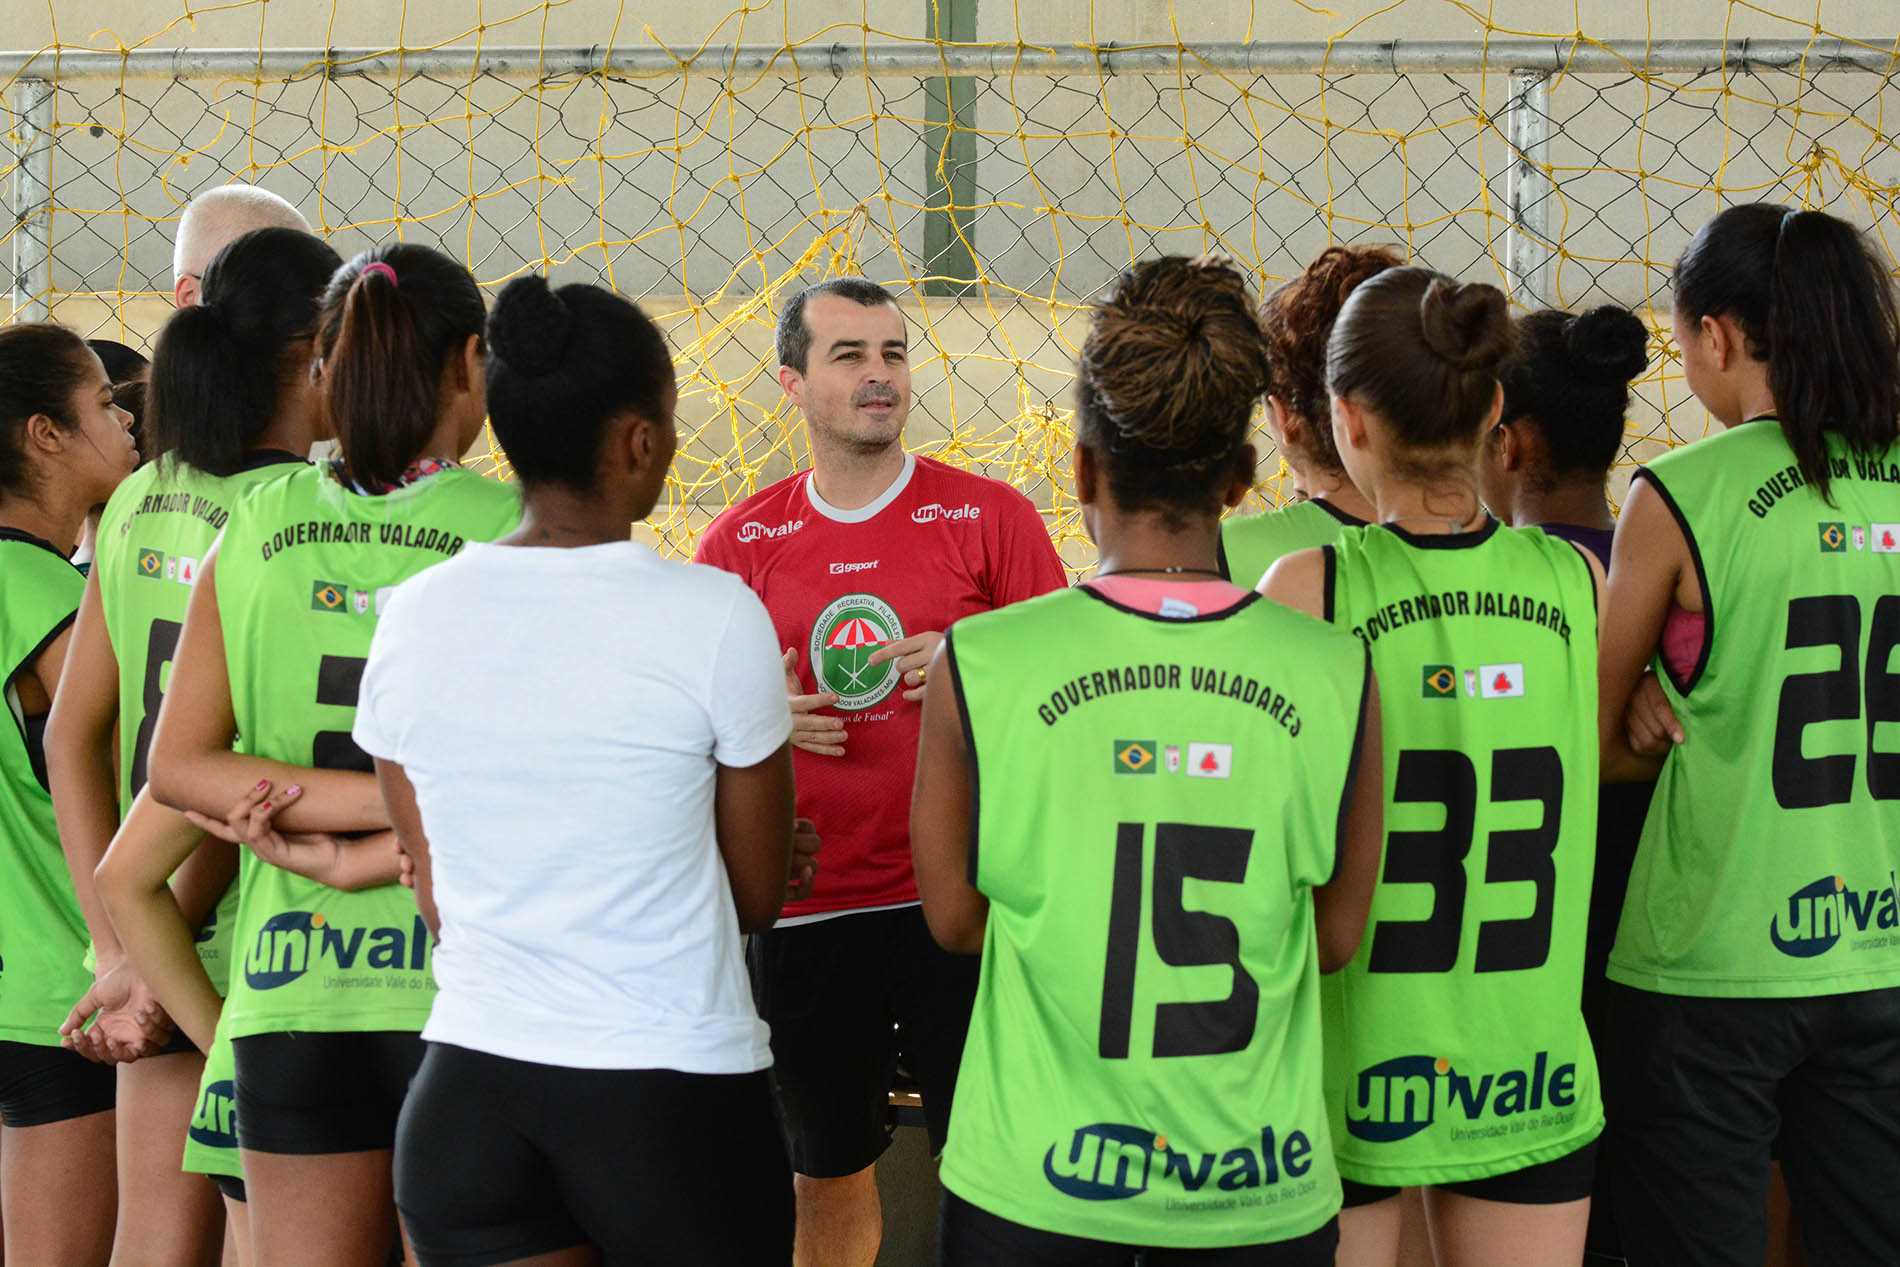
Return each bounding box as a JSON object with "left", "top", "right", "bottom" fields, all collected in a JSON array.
[{"left": 6, "top": 1, "right": 1892, "bottom": 559}]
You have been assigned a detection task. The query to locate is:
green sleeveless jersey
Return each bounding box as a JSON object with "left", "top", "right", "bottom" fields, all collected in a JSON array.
[
  {"left": 1610, "top": 423, "right": 1900, "bottom": 998},
  {"left": 941, "top": 584, "right": 1369, "bottom": 1248},
  {"left": 1321, "top": 522, "right": 1601, "bottom": 1187},
  {"left": 0, "top": 534, "right": 90, "bottom": 1046},
  {"left": 95, "top": 452, "right": 304, "bottom": 995},
  {"left": 1220, "top": 499, "right": 1366, "bottom": 590},
  {"left": 215, "top": 465, "right": 521, "bottom": 1037}
]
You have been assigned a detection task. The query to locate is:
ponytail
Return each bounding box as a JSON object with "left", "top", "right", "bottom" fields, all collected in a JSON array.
[
  {"left": 146, "top": 226, "right": 341, "bottom": 474},
  {"left": 1675, "top": 203, "right": 1900, "bottom": 501},
  {"left": 318, "top": 244, "right": 485, "bottom": 490}
]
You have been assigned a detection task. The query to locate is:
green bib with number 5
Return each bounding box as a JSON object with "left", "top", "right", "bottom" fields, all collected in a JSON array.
[
  {"left": 214, "top": 464, "right": 520, "bottom": 1038},
  {"left": 96, "top": 453, "right": 306, "bottom": 996},
  {"left": 942, "top": 585, "right": 1368, "bottom": 1249},
  {"left": 1611, "top": 424, "right": 1900, "bottom": 999},
  {"left": 1322, "top": 521, "right": 1600, "bottom": 1188}
]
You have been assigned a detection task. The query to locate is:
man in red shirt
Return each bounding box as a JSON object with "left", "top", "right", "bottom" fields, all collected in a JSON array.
[{"left": 695, "top": 278, "right": 1065, "bottom": 1264}]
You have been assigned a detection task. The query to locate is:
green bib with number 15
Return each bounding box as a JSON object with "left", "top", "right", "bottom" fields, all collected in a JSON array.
[
  {"left": 1322, "top": 521, "right": 1601, "bottom": 1188},
  {"left": 213, "top": 465, "right": 520, "bottom": 1038},
  {"left": 1612, "top": 424, "right": 1900, "bottom": 999},
  {"left": 942, "top": 585, "right": 1368, "bottom": 1249}
]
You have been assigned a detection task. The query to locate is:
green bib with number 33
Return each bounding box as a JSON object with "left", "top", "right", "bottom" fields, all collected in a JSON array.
[
  {"left": 214, "top": 464, "right": 520, "bottom": 1038},
  {"left": 1611, "top": 423, "right": 1900, "bottom": 999},
  {"left": 941, "top": 585, "right": 1369, "bottom": 1249},
  {"left": 1322, "top": 521, "right": 1601, "bottom": 1188},
  {"left": 95, "top": 454, "right": 307, "bottom": 995}
]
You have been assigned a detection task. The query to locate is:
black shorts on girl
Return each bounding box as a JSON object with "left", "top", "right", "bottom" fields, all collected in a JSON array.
[
  {"left": 940, "top": 1192, "right": 1339, "bottom": 1266},
  {"left": 0, "top": 1039, "right": 115, "bottom": 1127},
  {"left": 1338, "top": 1135, "right": 1600, "bottom": 1208},
  {"left": 232, "top": 1029, "right": 424, "bottom": 1154},
  {"left": 395, "top": 1042, "right": 793, "bottom": 1267}
]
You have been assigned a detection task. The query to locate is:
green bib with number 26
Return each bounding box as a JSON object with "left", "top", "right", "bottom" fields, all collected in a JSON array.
[
  {"left": 213, "top": 464, "right": 520, "bottom": 1038},
  {"left": 942, "top": 585, "right": 1368, "bottom": 1249},
  {"left": 1321, "top": 521, "right": 1601, "bottom": 1188},
  {"left": 1612, "top": 424, "right": 1900, "bottom": 999}
]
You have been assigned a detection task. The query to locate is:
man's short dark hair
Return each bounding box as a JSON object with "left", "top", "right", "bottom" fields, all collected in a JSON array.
[{"left": 776, "top": 278, "right": 901, "bottom": 373}]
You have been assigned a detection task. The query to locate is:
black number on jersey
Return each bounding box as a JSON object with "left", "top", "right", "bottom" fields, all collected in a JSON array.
[
  {"left": 1368, "top": 746, "right": 1562, "bottom": 974},
  {"left": 1773, "top": 594, "right": 1900, "bottom": 808},
  {"left": 129, "top": 618, "right": 184, "bottom": 797},
  {"left": 1099, "top": 822, "right": 1258, "bottom": 1060},
  {"left": 312, "top": 654, "right": 372, "bottom": 773}
]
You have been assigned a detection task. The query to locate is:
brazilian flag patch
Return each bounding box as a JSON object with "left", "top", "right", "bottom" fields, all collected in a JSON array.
[
  {"left": 311, "top": 580, "right": 348, "bottom": 613},
  {"left": 1114, "top": 739, "right": 1158, "bottom": 775},
  {"left": 1819, "top": 522, "right": 1848, "bottom": 553},
  {"left": 1422, "top": 664, "right": 1457, "bottom": 698},
  {"left": 136, "top": 547, "right": 165, "bottom": 578}
]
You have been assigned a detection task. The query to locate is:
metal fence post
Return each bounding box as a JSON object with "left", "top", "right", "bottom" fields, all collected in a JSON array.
[
  {"left": 922, "top": 0, "right": 979, "bottom": 296},
  {"left": 9, "top": 77, "right": 53, "bottom": 322},
  {"left": 1505, "top": 67, "right": 1552, "bottom": 308}
]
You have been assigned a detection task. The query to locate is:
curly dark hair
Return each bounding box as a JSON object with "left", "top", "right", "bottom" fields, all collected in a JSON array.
[{"left": 1261, "top": 244, "right": 1403, "bottom": 472}]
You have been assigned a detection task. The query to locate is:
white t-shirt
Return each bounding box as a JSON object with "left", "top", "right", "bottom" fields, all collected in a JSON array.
[{"left": 352, "top": 540, "right": 790, "bottom": 1073}]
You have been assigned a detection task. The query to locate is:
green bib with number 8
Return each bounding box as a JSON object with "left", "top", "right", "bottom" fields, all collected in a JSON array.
[
  {"left": 1322, "top": 521, "right": 1601, "bottom": 1188},
  {"left": 213, "top": 464, "right": 520, "bottom": 1038},
  {"left": 1612, "top": 424, "right": 1900, "bottom": 999},
  {"left": 942, "top": 585, "right": 1368, "bottom": 1249},
  {"left": 96, "top": 454, "right": 306, "bottom": 995}
]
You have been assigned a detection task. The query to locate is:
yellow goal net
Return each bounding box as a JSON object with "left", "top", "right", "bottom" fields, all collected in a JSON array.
[{"left": 5, "top": 2, "right": 1900, "bottom": 568}]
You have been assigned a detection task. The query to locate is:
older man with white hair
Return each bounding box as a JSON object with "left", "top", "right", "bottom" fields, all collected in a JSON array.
[{"left": 171, "top": 183, "right": 309, "bottom": 307}]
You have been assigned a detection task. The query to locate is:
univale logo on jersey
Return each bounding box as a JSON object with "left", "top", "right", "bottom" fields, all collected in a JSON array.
[
  {"left": 1872, "top": 523, "right": 1900, "bottom": 553},
  {"left": 1345, "top": 1051, "right": 1578, "bottom": 1144},
  {"left": 911, "top": 502, "right": 981, "bottom": 525},
  {"left": 1769, "top": 872, "right": 1900, "bottom": 959},
  {"left": 243, "top": 910, "right": 431, "bottom": 990},
  {"left": 736, "top": 518, "right": 804, "bottom": 543},
  {"left": 1042, "top": 1121, "right": 1318, "bottom": 1204},
  {"left": 809, "top": 593, "right": 905, "bottom": 711},
  {"left": 188, "top": 1079, "right": 237, "bottom": 1149}
]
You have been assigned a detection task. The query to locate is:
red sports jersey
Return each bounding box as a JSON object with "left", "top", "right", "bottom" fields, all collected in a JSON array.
[{"left": 695, "top": 453, "right": 1066, "bottom": 918}]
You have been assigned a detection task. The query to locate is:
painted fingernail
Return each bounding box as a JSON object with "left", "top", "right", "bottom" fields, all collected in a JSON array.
[
  {"left": 255, "top": 779, "right": 270, "bottom": 792},
  {"left": 285, "top": 784, "right": 302, "bottom": 797}
]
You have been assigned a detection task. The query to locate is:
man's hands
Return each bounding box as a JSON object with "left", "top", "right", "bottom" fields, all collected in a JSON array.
[
  {"left": 60, "top": 958, "right": 173, "bottom": 1063},
  {"left": 867, "top": 631, "right": 944, "bottom": 702},
  {"left": 783, "top": 649, "right": 846, "bottom": 757}
]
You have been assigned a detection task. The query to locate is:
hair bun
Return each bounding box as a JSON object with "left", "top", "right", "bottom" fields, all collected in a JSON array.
[
  {"left": 488, "top": 273, "right": 573, "bottom": 377},
  {"left": 1417, "top": 278, "right": 1513, "bottom": 371},
  {"left": 1565, "top": 304, "right": 1650, "bottom": 384}
]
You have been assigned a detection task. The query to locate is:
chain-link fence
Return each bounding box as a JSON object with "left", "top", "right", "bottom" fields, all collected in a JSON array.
[{"left": 7, "top": 37, "right": 1899, "bottom": 562}]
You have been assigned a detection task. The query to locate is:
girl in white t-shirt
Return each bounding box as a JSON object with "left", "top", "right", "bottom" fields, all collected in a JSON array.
[{"left": 347, "top": 273, "right": 803, "bottom": 1265}]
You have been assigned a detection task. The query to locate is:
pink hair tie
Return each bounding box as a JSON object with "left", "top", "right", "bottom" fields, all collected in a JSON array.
[{"left": 360, "top": 261, "right": 398, "bottom": 287}]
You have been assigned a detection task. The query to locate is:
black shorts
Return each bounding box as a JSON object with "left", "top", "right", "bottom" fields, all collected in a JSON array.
[
  {"left": 1339, "top": 1137, "right": 1599, "bottom": 1209},
  {"left": 0, "top": 1039, "right": 115, "bottom": 1127},
  {"left": 940, "top": 1191, "right": 1338, "bottom": 1266},
  {"left": 211, "top": 1174, "right": 247, "bottom": 1203},
  {"left": 232, "top": 1030, "right": 424, "bottom": 1155},
  {"left": 747, "top": 904, "right": 979, "bottom": 1177},
  {"left": 1603, "top": 982, "right": 1900, "bottom": 1267},
  {"left": 395, "top": 1042, "right": 792, "bottom": 1267}
]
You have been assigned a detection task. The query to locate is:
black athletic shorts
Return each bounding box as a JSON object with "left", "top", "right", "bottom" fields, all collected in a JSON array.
[
  {"left": 1603, "top": 982, "right": 1900, "bottom": 1267},
  {"left": 0, "top": 1039, "right": 115, "bottom": 1127},
  {"left": 395, "top": 1043, "right": 792, "bottom": 1267},
  {"left": 940, "top": 1192, "right": 1339, "bottom": 1266},
  {"left": 1338, "top": 1136, "right": 1599, "bottom": 1209},
  {"left": 232, "top": 1030, "right": 424, "bottom": 1155},
  {"left": 747, "top": 904, "right": 980, "bottom": 1177}
]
